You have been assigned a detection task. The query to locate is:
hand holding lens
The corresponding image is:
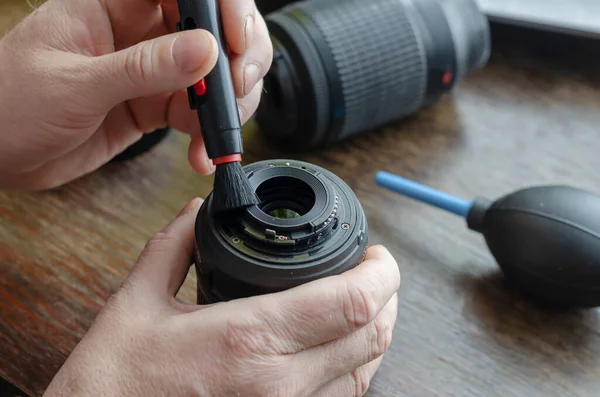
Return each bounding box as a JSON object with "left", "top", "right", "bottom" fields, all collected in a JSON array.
[{"left": 194, "top": 160, "right": 368, "bottom": 303}]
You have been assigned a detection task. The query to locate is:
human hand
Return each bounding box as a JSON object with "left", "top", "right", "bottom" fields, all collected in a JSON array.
[
  {"left": 0, "top": 0, "right": 272, "bottom": 190},
  {"left": 44, "top": 198, "right": 401, "bottom": 397}
]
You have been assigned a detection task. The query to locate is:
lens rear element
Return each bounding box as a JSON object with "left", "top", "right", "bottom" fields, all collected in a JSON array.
[{"left": 269, "top": 208, "right": 302, "bottom": 219}]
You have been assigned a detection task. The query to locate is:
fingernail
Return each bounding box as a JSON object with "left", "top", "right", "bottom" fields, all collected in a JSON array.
[
  {"left": 243, "top": 63, "right": 261, "bottom": 96},
  {"left": 172, "top": 31, "right": 213, "bottom": 74},
  {"left": 244, "top": 14, "right": 255, "bottom": 51},
  {"left": 178, "top": 198, "right": 202, "bottom": 217}
]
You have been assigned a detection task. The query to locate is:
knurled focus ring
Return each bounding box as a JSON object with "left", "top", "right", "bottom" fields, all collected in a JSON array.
[{"left": 297, "top": 0, "right": 428, "bottom": 141}]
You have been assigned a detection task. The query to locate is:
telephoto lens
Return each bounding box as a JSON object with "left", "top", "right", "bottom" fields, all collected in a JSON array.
[
  {"left": 255, "top": 0, "right": 491, "bottom": 148},
  {"left": 255, "top": 0, "right": 294, "bottom": 15},
  {"left": 194, "top": 159, "right": 368, "bottom": 304}
]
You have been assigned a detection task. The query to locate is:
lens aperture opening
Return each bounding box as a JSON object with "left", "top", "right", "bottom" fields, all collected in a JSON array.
[{"left": 257, "top": 176, "right": 316, "bottom": 220}]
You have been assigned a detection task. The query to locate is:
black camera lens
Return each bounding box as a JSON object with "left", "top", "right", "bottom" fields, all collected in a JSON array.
[
  {"left": 194, "top": 160, "right": 368, "bottom": 304},
  {"left": 110, "top": 127, "right": 170, "bottom": 162},
  {"left": 256, "top": 0, "right": 293, "bottom": 15},
  {"left": 255, "top": 0, "right": 491, "bottom": 148}
]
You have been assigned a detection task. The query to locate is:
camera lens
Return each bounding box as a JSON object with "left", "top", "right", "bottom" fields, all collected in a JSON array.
[
  {"left": 255, "top": 0, "right": 491, "bottom": 148},
  {"left": 194, "top": 160, "right": 368, "bottom": 304},
  {"left": 255, "top": 0, "right": 294, "bottom": 15},
  {"left": 110, "top": 127, "right": 170, "bottom": 162}
]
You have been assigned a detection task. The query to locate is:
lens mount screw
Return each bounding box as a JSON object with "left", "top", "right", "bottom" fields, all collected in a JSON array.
[
  {"left": 342, "top": 223, "right": 350, "bottom": 230},
  {"left": 231, "top": 237, "right": 241, "bottom": 244}
]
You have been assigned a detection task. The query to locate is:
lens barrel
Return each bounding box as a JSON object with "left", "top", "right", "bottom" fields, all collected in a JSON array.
[
  {"left": 256, "top": 0, "right": 293, "bottom": 15},
  {"left": 255, "top": 0, "right": 491, "bottom": 148},
  {"left": 194, "top": 160, "right": 368, "bottom": 304}
]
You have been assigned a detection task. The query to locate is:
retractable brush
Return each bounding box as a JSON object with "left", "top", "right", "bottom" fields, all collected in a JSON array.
[{"left": 176, "top": 0, "right": 259, "bottom": 213}]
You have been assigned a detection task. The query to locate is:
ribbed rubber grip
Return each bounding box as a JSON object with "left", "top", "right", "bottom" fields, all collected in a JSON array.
[{"left": 296, "top": 0, "right": 427, "bottom": 140}]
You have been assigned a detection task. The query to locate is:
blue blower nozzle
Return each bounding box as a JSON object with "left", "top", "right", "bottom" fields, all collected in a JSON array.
[{"left": 375, "top": 171, "right": 474, "bottom": 218}]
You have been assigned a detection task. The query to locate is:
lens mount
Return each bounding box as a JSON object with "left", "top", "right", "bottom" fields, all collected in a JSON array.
[
  {"left": 246, "top": 165, "right": 333, "bottom": 232},
  {"left": 194, "top": 160, "right": 368, "bottom": 303}
]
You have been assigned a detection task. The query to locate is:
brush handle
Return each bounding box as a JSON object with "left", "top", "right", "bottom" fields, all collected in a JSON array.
[
  {"left": 176, "top": 0, "right": 243, "bottom": 161},
  {"left": 375, "top": 171, "right": 474, "bottom": 218}
]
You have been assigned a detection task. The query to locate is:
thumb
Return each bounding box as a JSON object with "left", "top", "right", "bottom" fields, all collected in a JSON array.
[
  {"left": 91, "top": 30, "right": 217, "bottom": 108},
  {"left": 125, "top": 198, "right": 204, "bottom": 299}
]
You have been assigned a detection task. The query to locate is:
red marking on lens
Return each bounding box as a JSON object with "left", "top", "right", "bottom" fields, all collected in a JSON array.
[{"left": 443, "top": 71, "right": 453, "bottom": 85}]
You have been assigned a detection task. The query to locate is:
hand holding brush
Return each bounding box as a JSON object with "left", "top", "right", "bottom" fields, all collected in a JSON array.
[{"left": 176, "top": 0, "right": 269, "bottom": 212}]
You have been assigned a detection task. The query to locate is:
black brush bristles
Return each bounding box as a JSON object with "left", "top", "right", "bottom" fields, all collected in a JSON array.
[{"left": 212, "top": 162, "right": 260, "bottom": 213}]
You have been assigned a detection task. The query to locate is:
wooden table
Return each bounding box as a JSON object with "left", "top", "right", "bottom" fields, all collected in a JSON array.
[{"left": 2, "top": 5, "right": 600, "bottom": 395}]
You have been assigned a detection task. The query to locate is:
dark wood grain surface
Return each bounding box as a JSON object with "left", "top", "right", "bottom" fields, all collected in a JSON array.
[{"left": 2, "top": 1, "right": 600, "bottom": 395}]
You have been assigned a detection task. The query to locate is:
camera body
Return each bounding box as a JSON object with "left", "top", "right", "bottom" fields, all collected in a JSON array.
[{"left": 194, "top": 160, "right": 368, "bottom": 303}]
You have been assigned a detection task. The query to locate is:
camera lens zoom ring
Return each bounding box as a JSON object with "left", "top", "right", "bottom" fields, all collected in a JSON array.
[{"left": 298, "top": 0, "right": 427, "bottom": 140}]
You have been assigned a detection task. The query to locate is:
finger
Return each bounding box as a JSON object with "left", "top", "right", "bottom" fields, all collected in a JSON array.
[
  {"left": 125, "top": 92, "right": 172, "bottom": 133},
  {"left": 167, "top": 80, "right": 263, "bottom": 174},
  {"left": 237, "top": 78, "right": 264, "bottom": 124},
  {"left": 314, "top": 357, "right": 383, "bottom": 397},
  {"left": 15, "top": 105, "right": 144, "bottom": 190},
  {"left": 221, "top": 0, "right": 257, "bottom": 56},
  {"left": 247, "top": 245, "right": 401, "bottom": 352},
  {"left": 188, "top": 134, "right": 214, "bottom": 175},
  {"left": 230, "top": 12, "right": 273, "bottom": 97},
  {"left": 97, "top": 0, "right": 165, "bottom": 50},
  {"left": 168, "top": 78, "right": 262, "bottom": 136},
  {"left": 167, "top": 90, "right": 202, "bottom": 136},
  {"left": 293, "top": 293, "right": 397, "bottom": 389},
  {"left": 126, "top": 198, "right": 203, "bottom": 299},
  {"left": 161, "top": 0, "right": 258, "bottom": 53},
  {"left": 162, "top": 1, "right": 270, "bottom": 97},
  {"left": 89, "top": 30, "right": 218, "bottom": 111},
  {"left": 161, "top": 0, "right": 181, "bottom": 33},
  {"left": 162, "top": 90, "right": 213, "bottom": 175}
]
